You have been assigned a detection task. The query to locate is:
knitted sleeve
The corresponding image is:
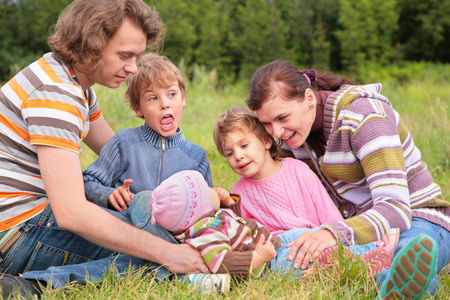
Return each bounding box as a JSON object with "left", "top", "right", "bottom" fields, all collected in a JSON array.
[
  {"left": 183, "top": 216, "right": 254, "bottom": 278},
  {"left": 83, "top": 133, "right": 123, "bottom": 207},
  {"left": 196, "top": 153, "right": 214, "bottom": 187},
  {"left": 320, "top": 100, "right": 411, "bottom": 245},
  {"left": 231, "top": 179, "right": 254, "bottom": 219}
]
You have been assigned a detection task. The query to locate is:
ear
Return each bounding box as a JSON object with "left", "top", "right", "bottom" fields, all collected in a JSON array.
[
  {"left": 264, "top": 136, "right": 273, "bottom": 150},
  {"left": 134, "top": 106, "right": 144, "bottom": 118},
  {"left": 181, "top": 94, "right": 186, "bottom": 108},
  {"left": 304, "top": 88, "right": 316, "bottom": 107}
]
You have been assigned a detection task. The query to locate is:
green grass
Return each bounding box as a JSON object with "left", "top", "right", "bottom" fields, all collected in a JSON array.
[{"left": 69, "top": 62, "right": 450, "bottom": 299}]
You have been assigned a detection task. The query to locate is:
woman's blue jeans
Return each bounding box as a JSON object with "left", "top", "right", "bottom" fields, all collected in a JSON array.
[
  {"left": 270, "top": 227, "right": 377, "bottom": 278},
  {"left": 270, "top": 218, "right": 450, "bottom": 296},
  {"left": 0, "top": 191, "right": 177, "bottom": 288},
  {"left": 374, "top": 217, "right": 450, "bottom": 296}
]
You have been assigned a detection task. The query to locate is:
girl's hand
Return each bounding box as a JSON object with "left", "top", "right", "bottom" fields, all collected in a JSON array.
[
  {"left": 108, "top": 179, "right": 135, "bottom": 212},
  {"left": 285, "top": 229, "right": 336, "bottom": 269},
  {"left": 213, "top": 187, "right": 235, "bottom": 205},
  {"left": 254, "top": 234, "right": 277, "bottom": 263}
]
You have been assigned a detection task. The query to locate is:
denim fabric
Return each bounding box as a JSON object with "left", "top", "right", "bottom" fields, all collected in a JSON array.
[
  {"left": 375, "top": 217, "right": 450, "bottom": 296},
  {"left": 5, "top": 191, "right": 178, "bottom": 288},
  {"left": 270, "top": 227, "right": 377, "bottom": 279},
  {"left": 0, "top": 205, "right": 114, "bottom": 276}
]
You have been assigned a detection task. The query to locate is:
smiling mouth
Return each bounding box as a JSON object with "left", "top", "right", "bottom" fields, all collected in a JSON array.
[
  {"left": 282, "top": 132, "right": 295, "bottom": 141},
  {"left": 239, "top": 162, "right": 251, "bottom": 169}
]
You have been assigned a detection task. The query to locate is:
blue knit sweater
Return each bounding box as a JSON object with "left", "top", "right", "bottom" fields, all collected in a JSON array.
[{"left": 83, "top": 125, "right": 212, "bottom": 208}]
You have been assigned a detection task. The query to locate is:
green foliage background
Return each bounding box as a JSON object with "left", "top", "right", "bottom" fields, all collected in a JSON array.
[{"left": 1, "top": 0, "right": 450, "bottom": 82}]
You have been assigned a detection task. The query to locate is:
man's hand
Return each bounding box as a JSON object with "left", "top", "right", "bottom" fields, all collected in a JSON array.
[
  {"left": 286, "top": 229, "right": 336, "bottom": 269},
  {"left": 108, "top": 179, "right": 135, "bottom": 212},
  {"left": 162, "top": 244, "right": 210, "bottom": 274}
]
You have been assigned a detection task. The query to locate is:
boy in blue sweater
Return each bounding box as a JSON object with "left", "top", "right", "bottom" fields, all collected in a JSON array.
[{"left": 83, "top": 53, "right": 213, "bottom": 211}]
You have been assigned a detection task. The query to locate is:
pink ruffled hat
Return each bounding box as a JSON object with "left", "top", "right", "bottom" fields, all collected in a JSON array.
[{"left": 151, "top": 170, "right": 214, "bottom": 232}]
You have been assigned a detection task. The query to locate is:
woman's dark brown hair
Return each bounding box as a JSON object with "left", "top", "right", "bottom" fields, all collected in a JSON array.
[{"left": 247, "top": 60, "right": 355, "bottom": 110}]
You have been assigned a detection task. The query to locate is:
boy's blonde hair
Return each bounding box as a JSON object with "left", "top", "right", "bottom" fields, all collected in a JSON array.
[
  {"left": 213, "top": 107, "right": 278, "bottom": 159},
  {"left": 125, "top": 53, "right": 186, "bottom": 112}
]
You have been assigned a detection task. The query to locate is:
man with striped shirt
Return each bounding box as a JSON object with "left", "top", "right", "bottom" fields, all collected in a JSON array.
[{"left": 0, "top": 0, "right": 208, "bottom": 297}]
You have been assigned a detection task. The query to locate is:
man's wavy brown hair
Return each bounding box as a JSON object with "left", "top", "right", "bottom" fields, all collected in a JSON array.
[{"left": 48, "top": 0, "right": 165, "bottom": 73}]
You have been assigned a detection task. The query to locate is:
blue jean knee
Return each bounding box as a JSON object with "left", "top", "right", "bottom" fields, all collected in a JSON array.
[{"left": 270, "top": 227, "right": 319, "bottom": 279}]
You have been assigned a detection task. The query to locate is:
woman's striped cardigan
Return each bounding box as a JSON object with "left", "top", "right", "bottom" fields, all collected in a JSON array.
[{"left": 283, "top": 83, "right": 450, "bottom": 246}]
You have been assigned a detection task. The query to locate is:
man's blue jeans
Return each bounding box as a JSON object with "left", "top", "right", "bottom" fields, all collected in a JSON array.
[{"left": 0, "top": 191, "right": 177, "bottom": 288}]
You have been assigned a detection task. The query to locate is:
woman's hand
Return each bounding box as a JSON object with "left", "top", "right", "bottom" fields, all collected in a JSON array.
[
  {"left": 108, "top": 179, "right": 135, "bottom": 212},
  {"left": 286, "top": 229, "right": 336, "bottom": 269}
]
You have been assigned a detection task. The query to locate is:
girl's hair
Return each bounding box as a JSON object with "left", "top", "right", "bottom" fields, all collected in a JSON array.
[
  {"left": 48, "top": 0, "right": 165, "bottom": 73},
  {"left": 125, "top": 53, "right": 185, "bottom": 112},
  {"left": 214, "top": 107, "right": 278, "bottom": 159},
  {"left": 246, "top": 60, "right": 355, "bottom": 110}
]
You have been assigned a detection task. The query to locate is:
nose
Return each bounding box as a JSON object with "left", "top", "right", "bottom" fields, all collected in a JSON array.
[
  {"left": 160, "top": 96, "right": 170, "bottom": 109},
  {"left": 271, "top": 123, "right": 283, "bottom": 139},
  {"left": 124, "top": 58, "right": 138, "bottom": 74},
  {"left": 233, "top": 149, "right": 244, "bottom": 160}
]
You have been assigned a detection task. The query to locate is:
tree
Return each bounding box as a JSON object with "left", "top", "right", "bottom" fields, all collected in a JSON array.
[
  {"left": 0, "top": 0, "right": 69, "bottom": 81},
  {"left": 336, "top": 0, "right": 398, "bottom": 73},
  {"left": 397, "top": 0, "right": 450, "bottom": 62}
]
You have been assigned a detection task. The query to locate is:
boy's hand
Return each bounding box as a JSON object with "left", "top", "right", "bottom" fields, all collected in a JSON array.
[
  {"left": 254, "top": 234, "right": 276, "bottom": 263},
  {"left": 213, "top": 187, "right": 235, "bottom": 205},
  {"left": 108, "top": 179, "right": 135, "bottom": 212}
]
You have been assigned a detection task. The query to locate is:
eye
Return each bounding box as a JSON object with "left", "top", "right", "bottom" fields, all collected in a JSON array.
[
  {"left": 120, "top": 53, "right": 131, "bottom": 60},
  {"left": 278, "top": 116, "right": 287, "bottom": 121},
  {"left": 169, "top": 92, "right": 176, "bottom": 97},
  {"left": 241, "top": 143, "right": 248, "bottom": 149},
  {"left": 149, "top": 96, "right": 157, "bottom": 101},
  {"left": 225, "top": 151, "right": 233, "bottom": 157}
]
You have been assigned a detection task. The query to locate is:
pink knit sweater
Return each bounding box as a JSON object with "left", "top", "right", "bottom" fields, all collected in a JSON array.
[{"left": 231, "top": 157, "right": 343, "bottom": 235}]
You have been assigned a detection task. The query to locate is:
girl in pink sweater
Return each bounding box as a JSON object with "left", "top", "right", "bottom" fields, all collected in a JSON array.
[{"left": 213, "top": 107, "right": 399, "bottom": 276}]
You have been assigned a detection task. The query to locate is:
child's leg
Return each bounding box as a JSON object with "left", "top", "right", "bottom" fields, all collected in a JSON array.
[
  {"left": 270, "top": 228, "right": 319, "bottom": 279},
  {"left": 347, "top": 228, "right": 400, "bottom": 257}
]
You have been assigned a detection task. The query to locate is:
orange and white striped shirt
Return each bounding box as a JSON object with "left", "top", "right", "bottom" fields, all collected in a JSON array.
[{"left": 0, "top": 52, "right": 102, "bottom": 231}]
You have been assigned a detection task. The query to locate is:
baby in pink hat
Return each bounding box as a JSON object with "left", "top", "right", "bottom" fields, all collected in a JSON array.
[{"left": 151, "top": 170, "right": 279, "bottom": 278}]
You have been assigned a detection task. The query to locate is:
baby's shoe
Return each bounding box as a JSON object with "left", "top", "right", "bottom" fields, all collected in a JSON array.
[
  {"left": 314, "top": 245, "right": 356, "bottom": 270},
  {"left": 376, "top": 228, "right": 400, "bottom": 256},
  {"left": 188, "top": 273, "right": 230, "bottom": 295},
  {"left": 360, "top": 247, "right": 392, "bottom": 277}
]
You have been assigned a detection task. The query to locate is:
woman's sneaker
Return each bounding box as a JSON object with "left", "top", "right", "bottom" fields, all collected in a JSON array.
[
  {"left": 188, "top": 273, "right": 230, "bottom": 295},
  {"left": 376, "top": 228, "right": 400, "bottom": 256},
  {"left": 377, "top": 234, "right": 438, "bottom": 300}
]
